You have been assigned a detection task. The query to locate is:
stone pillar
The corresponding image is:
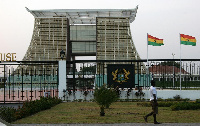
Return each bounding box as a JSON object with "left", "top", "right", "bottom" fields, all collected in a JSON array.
[{"left": 59, "top": 61, "right": 66, "bottom": 99}]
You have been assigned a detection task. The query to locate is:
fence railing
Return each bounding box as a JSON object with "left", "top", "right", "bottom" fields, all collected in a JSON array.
[
  {"left": 65, "top": 59, "right": 200, "bottom": 91},
  {"left": 1, "top": 59, "right": 200, "bottom": 103},
  {"left": 0, "top": 61, "right": 58, "bottom": 103}
]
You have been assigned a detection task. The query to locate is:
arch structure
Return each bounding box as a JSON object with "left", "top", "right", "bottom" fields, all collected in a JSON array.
[{"left": 22, "top": 7, "right": 145, "bottom": 73}]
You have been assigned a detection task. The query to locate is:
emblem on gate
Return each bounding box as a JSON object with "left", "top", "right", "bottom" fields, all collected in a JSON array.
[{"left": 112, "top": 68, "right": 130, "bottom": 84}]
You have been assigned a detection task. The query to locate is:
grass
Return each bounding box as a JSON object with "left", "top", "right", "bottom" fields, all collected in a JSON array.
[{"left": 12, "top": 102, "right": 200, "bottom": 124}]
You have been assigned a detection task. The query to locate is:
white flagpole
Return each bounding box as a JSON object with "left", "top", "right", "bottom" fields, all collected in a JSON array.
[
  {"left": 147, "top": 33, "right": 149, "bottom": 86},
  {"left": 179, "top": 33, "right": 182, "bottom": 91},
  {"left": 147, "top": 33, "right": 149, "bottom": 70}
]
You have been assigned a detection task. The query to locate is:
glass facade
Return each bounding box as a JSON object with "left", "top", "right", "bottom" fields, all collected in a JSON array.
[
  {"left": 70, "top": 25, "right": 96, "bottom": 54},
  {"left": 72, "top": 42, "right": 96, "bottom": 53},
  {"left": 70, "top": 25, "right": 96, "bottom": 41}
]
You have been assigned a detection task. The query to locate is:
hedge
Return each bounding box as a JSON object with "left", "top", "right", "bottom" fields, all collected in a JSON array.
[
  {"left": 171, "top": 102, "right": 200, "bottom": 111},
  {"left": 137, "top": 101, "right": 177, "bottom": 107},
  {"left": 137, "top": 100, "right": 200, "bottom": 111},
  {"left": 0, "top": 96, "right": 62, "bottom": 123}
]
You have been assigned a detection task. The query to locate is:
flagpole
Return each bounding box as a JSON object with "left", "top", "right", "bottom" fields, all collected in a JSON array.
[
  {"left": 179, "top": 33, "right": 182, "bottom": 91},
  {"left": 147, "top": 33, "right": 149, "bottom": 69},
  {"left": 147, "top": 33, "right": 149, "bottom": 87}
]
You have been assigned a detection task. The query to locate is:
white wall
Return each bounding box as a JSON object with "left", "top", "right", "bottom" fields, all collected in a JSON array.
[
  {"left": 62, "top": 89, "right": 200, "bottom": 101},
  {"left": 156, "top": 90, "right": 200, "bottom": 100}
]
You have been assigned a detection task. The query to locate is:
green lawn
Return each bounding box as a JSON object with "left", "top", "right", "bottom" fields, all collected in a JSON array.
[{"left": 12, "top": 102, "right": 200, "bottom": 124}]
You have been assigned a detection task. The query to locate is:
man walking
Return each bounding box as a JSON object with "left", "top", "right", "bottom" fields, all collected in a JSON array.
[{"left": 144, "top": 80, "right": 160, "bottom": 124}]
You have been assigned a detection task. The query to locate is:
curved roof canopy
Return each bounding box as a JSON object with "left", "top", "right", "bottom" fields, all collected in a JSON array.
[{"left": 26, "top": 7, "right": 138, "bottom": 24}]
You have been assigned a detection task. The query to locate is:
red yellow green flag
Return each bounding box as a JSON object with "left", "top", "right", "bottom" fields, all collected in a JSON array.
[
  {"left": 180, "top": 34, "right": 196, "bottom": 46},
  {"left": 148, "top": 34, "right": 164, "bottom": 46}
]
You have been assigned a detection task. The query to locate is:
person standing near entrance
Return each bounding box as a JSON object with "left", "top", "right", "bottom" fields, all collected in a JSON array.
[{"left": 144, "top": 80, "right": 160, "bottom": 124}]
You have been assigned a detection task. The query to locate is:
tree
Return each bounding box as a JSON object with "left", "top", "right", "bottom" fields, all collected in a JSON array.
[
  {"left": 159, "top": 61, "right": 180, "bottom": 68},
  {"left": 94, "top": 84, "right": 119, "bottom": 116},
  {"left": 80, "top": 65, "right": 96, "bottom": 74}
]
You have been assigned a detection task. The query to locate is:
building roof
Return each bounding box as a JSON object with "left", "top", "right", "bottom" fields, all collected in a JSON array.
[
  {"left": 149, "top": 65, "right": 188, "bottom": 74},
  {"left": 26, "top": 7, "right": 138, "bottom": 24}
]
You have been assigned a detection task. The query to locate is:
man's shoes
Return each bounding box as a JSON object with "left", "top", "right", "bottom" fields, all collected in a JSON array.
[
  {"left": 143, "top": 116, "right": 147, "bottom": 122},
  {"left": 154, "top": 121, "right": 161, "bottom": 124}
]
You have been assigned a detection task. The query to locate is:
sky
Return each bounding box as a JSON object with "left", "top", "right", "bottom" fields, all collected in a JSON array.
[{"left": 0, "top": 0, "right": 200, "bottom": 61}]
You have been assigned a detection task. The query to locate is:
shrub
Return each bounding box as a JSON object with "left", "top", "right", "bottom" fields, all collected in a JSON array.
[
  {"left": 137, "top": 102, "right": 151, "bottom": 107},
  {"left": 171, "top": 102, "right": 200, "bottom": 111},
  {"left": 158, "top": 101, "right": 176, "bottom": 107},
  {"left": 173, "top": 95, "right": 181, "bottom": 101},
  {"left": 94, "top": 84, "right": 119, "bottom": 116},
  {"left": 138, "top": 100, "right": 200, "bottom": 111},
  {"left": 195, "top": 99, "right": 200, "bottom": 103},
  {"left": 158, "top": 97, "right": 190, "bottom": 102},
  {"left": 137, "top": 101, "right": 177, "bottom": 107},
  {"left": 0, "top": 96, "right": 62, "bottom": 122},
  {"left": 0, "top": 106, "right": 16, "bottom": 123}
]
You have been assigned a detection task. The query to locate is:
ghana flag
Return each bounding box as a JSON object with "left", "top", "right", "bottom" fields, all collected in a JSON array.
[
  {"left": 180, "top": 34, "right": 196, "bottom": 46},
  {"left": 148, "top": 34, "right": 164, "bottom": 46}
]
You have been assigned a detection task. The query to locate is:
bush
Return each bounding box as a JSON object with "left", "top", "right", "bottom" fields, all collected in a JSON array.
[
  {"left": 158, "top": 101, "right": 176, "bottom": 107},
  {"left": 137, "top": 102, "right": 151, "bottom": 107},
  {"left": 0, "top": 96, "right": 62, "bottom": 123},
  {"left": 171, "top": 102, "right": 200, "bottom": 111},
  {"left": 15, "top": 96, "right": 62, "bottom": 119},
  {"left": 158, "top": 97, "right": 190, "bottom": 102},
  {"left": 137, "top": 100, "right": 200, "bottom": 111},
  {"left": 195, "top": 99, "right": 200, "bottom": 103},
  {"left": 0, "top": 106, "right": 16, "bottom": 123},
  {"left": 94, "top": 84, "right": 119, "bottom": 116},
  {"left": 137, "top": 101, "right": 177, "bottom": 107}
]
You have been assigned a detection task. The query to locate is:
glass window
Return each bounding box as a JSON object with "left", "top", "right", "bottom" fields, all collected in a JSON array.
[
  {"left": 70, "top": 25, "right": 96, "bottom": 41},
  {"left": 72, "top": 42, "right": 96, "bottom": 53}
]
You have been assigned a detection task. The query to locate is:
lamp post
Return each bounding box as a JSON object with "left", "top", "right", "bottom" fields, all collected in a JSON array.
[
  {"left": 172, "top": 53, "right": 175, "bottom": 88},
  {"left": 60, "top": 49, "right": 65, "bottom": 60}
]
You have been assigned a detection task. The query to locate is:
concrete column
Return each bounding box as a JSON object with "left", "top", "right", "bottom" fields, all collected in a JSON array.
[{"left": 59, "top": 61, "right": 66, "bottom": 99}]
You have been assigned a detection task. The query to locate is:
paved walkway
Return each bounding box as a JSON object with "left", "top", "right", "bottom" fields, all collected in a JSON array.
[
  {"left": 0, "top": 122, "right": 6, "bottom": 126},
  {"left": 10, "top": 123, "right": 200, "bottom": 126},
  {"left": 0, "top": 118, "right": 10, "bottom": 126}
]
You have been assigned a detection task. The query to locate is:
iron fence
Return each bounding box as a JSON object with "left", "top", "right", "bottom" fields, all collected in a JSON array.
[
  {"left": 1, "top": 59, "right": 200, "bottom": 103},
  {"left": 0, "top": 61, "right": 58, "bottom": 103},
  {"left": 66, "top": 59, "right": 200, "bottom": 91}
]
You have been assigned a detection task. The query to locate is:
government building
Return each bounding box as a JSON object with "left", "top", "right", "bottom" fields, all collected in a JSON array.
[
  {"left": 24, "top": 7, "right": 141, "bottom": 63},
  {"left": 17, "top": 7, "right": 146, "bottom": 89}
]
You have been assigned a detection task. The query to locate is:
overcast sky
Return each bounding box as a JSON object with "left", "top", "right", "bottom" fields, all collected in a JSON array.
[{"left": 0, "top": 0, "right": 200, "bottom": 61}]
